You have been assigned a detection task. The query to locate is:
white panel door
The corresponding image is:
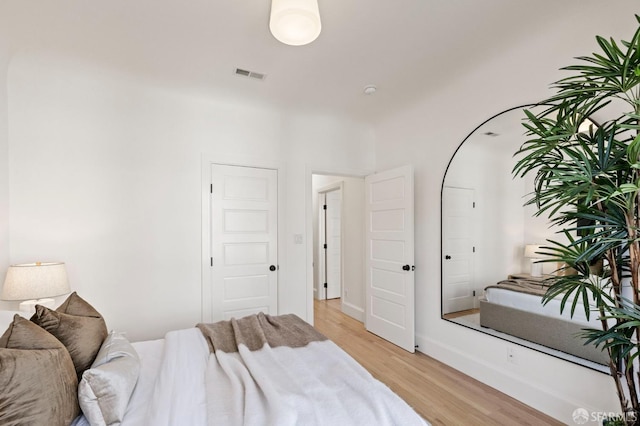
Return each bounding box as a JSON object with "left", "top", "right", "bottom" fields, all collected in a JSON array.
[
  {"left": 325, "top": 189, "right": 342, "bottom": 299},
  {"left": 365, "top": 165, "right": 414, "bottom": 353},
  {"left": 442, "top": 186, "right": 475, "bottom": 314},
  {"left": 211, "top": 164, "right": 278, "bottom": 321}
]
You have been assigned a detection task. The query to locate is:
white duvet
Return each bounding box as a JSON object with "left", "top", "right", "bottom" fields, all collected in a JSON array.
[{"left": 144, "top": 326, "right": 427, "bottom": 426}]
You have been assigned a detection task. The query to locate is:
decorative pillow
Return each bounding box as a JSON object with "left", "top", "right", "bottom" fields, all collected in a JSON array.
[
  {"left": 0, "top": 310, "right": 28, "bottom": 333},
  {"left": 31, "top": 292, "right": 108, "bottom": 380},
  {"left": 0, "top": 315, "right": 79, "bottom": 426},
  {"left": 78, "top": 332, "right": 140, "bottom": 426}
]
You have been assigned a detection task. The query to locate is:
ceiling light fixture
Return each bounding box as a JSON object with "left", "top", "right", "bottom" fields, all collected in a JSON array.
[
  {"left": 270, "top": 0, "right": 321, "bottom": 46},
  {"left": 363, "top": 85, "right": 377, "bottom": 95}
]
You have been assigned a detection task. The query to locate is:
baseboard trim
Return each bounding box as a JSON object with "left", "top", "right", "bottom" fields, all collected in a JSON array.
[
  {"left": 341, "top": 301, "right": 364, "bottom": 322},
  {"left": 414, "top": 331, "right": 611, "bottom": 424}
]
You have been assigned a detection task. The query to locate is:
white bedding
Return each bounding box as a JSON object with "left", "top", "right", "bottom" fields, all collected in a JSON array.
[
  {"left": 203, "top": 336, "right": 425, "bottom": 426},
  {"left": 484, "top": 286, "right": 600, "bottom": 327},
  {"left": 75, "top": 321, "right": 426, "bottom": 426}
]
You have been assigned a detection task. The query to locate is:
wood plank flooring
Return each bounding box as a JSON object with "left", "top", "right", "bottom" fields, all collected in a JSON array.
[
  {"left": 442, "top": 308, "right": 479, "bottom": 320},
  {"left": 313, "top": 299, "right": 562, "bottom": 426}
]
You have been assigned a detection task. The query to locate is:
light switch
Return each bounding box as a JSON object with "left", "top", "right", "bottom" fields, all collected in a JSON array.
[{"left": 294, "top": 234, "right": 303, "bottom": 244}]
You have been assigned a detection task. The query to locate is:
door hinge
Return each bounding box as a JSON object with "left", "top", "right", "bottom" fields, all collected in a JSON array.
[
  {"left": 473, "top": 201, "right": 476, "bottom": 208},
  {"left": 210, "top": 184, "right": 213, "bottom": 194},
  {"left": 323, "top": 204, "right": 327, "bottom": 210},
  {"left": 210, "top": 257, "right": 213, "bottom": 267},
  {"left": 473, "top": 246, "right": 476, "bottom": 253},
  {"left": 473, "top": 290, "right": 476, "bottom": 296},
  {"left": 324, "top": 283, "right": 327, "bottom": 288},
  {"left": 323, "top": 243, "right": 327, "bottom": 249}
]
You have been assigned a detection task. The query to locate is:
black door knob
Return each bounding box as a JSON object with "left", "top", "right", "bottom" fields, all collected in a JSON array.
[
  {"left": 269, "top": 265, "right": 276, "bottom": 271},
  {"left": 445, "top": 255, "right": 451, "bottom": 260},
  {"left": 402, "top": 264, "right": 411, "bottom": 271}
]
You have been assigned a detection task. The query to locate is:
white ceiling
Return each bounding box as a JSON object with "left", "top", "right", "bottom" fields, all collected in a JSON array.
[{"left": 0, "top": 1, "right": 638, "bottom": 122}]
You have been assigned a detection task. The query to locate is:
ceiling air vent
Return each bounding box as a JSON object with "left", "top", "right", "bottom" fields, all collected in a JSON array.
[{"left": 234, "top": 68, "right": 267, "bottom": 81}]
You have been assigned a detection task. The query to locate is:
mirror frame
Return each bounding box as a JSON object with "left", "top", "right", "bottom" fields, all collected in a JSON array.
[{"left": 439, "top": 104, "right": 607, "bottom": 372}]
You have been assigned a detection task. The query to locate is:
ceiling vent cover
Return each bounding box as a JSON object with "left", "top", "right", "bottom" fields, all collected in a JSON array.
[{"left": 234, "top": 68, "right": 267, "bottom": 81}]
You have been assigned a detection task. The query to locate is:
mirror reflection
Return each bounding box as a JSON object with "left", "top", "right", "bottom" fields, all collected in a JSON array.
[{"left": 440, "top": 105, "right": 607, "bottom": 371}]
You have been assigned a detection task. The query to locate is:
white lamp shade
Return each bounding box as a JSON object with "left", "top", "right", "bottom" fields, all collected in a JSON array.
[
  {"left": 578, "top": 118, "right": 596, "bottom": 134},
  {"left": 1, "top": 262, "right": 70, "bottom": 301},
  {"left": 524, "top": 244, "right": 545, "bottom": 259},
  {"left": 270, "top": 0, "right": 321, "bottom": 46}
]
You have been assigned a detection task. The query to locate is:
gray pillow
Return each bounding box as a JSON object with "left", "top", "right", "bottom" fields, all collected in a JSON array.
[
  {"left": 78, "top": 331, "right": 141, "bottom": 426},
  {"left": 0, "top": 315, "right": 79, "bottom": 426},
  {"left": 32, "top": 292, "right": 108, "bottom": 380}
]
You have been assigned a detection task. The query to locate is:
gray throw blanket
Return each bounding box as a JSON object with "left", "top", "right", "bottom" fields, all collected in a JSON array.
[
  {"left": 196, "top": 313, "right": 327, "bottom": 353},
  {"left": 484, "top": 278, "right": 551, "bottom": 296}
]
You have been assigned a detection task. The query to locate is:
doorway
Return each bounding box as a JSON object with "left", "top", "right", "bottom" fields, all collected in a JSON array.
[
  {"left": 309, "top": 166, "right": 415, "bottom": 353},
  {"left": 311, "top": 174, "right": 365, "bottom": 322},
  {"left": 318, "top": 184, "right": 343, "bottom": 300}
]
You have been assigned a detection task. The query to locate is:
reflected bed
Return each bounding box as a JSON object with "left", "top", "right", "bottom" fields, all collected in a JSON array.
[{"left": 479, "top": 279, "right": 608, "bottom": 365}]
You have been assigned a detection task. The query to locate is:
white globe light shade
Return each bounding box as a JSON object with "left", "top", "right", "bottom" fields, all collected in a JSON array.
[{"left": 270, "top": 0, "right": 321, "bottom": 46}]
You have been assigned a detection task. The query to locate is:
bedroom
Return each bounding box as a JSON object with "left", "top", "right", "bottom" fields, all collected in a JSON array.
[{"left": 0, "top": 1, "right": 637, "bottom": 424}]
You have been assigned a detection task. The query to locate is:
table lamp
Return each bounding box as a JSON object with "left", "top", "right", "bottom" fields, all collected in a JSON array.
[
  {"left": 524, "top": 245, "right": 545, "bottom": 277},
  {"left": 1, "top": 262, "right": 71, "bottom": 312}
]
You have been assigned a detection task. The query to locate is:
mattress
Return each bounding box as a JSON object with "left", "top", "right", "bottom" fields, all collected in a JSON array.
[{"left": 484, "top": 284, "right": 600, "bottom": 327}]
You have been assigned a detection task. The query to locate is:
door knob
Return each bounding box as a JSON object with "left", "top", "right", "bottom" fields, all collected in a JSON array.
[
  {"left": 269, "top": 265, "right": 277, "bottom": 271},
  {"left": 445, "top": 255, "right": 451, "bottom": 260},
  {"left": 402, "top": 264, "right": 411, "bottom": 271}
]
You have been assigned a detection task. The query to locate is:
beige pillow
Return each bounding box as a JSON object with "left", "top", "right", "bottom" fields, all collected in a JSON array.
[
  {"left": 0, "top": 315, "right": 79, "bottom": 426},
  {"left": 31, "top": 292, "right": 108, "bottom": 380},
  {"left": 79, "top": 332, "right": 140, "bottom": 426}
]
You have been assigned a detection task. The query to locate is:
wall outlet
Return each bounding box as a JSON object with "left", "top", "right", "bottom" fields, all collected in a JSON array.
[{"left": 507, "top": 347, "right": 518, "bottom": 364}]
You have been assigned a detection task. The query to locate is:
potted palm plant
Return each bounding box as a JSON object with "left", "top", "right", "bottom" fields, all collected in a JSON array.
[{"left": 513, "top": 15, "right": 640, "bottom": 426}]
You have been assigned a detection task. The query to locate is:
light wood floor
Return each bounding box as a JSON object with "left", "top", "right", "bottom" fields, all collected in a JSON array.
[
  {"left": 442, "top": 308, "right": 479, "bottom": 320},
  {"left": 313, "top": 299, "right": 562, "bottom": 426}
]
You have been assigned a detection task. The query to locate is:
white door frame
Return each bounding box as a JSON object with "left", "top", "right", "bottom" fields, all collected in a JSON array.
[
  {"left": 305, "top": 167, "right": 372, "bottom": 325},
  {"left": 201, "top": 157, "right": 285, "bottom": 323},
  {"left": 317, "top": 182, "right": 344, "bottom": 301}
]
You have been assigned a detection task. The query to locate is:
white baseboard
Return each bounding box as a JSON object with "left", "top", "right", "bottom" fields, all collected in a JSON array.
[
  {"left": 414, "top": 331, "right": 611, "bottom": 425},
  {"left": 341, "top": 301, "right": 364, "bottom": 322}
]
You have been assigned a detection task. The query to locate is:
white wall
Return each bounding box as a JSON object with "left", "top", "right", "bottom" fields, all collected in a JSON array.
[
  {"left": 4, "top": 52, "right": 375, "bottom": 340},
  {"left": 372, "top": 13, "right": 627, "bottom": 424},
  {"left": 311, "top": 174, "right": 365, "bottom": 320},
  {"left": 0, "top": 49, "right": 9, "bottom": 299}
]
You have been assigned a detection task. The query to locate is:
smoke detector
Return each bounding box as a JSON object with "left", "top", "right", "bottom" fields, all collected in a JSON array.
[{"left": 363, "top": 85, "right": 377, "bottom": 95}]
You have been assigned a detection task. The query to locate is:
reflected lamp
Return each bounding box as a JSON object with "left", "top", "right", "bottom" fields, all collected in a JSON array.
[{"left": 524, "top": 245, "right": 545, "bottom": 277}]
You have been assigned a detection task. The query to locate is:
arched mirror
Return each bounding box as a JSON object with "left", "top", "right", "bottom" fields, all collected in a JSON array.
[{"left": 440, "top": 104, "right": 606, "bottom": 371}]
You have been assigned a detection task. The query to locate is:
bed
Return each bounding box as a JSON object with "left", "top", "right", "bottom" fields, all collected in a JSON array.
[
  {"left": 0, "top": 293, "right": 427, "bottom": 426},
  {"left": 479, "top": 278, "right": 609, "bottom": 365}
]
